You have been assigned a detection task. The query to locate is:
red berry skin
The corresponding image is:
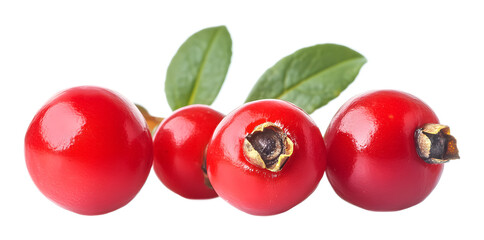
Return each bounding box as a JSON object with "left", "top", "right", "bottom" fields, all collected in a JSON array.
[
  {"left": 324, "top": 90, "right": 443, "bottom": 211},
  {"left": 206, "top": 99, "right": 326, "bottom": 216},
  {"left": 25, "top": 86, "right": 153, "bottom": 215},
  {"left": 153, "top": 105, "right": 224, "bottom": 199}
]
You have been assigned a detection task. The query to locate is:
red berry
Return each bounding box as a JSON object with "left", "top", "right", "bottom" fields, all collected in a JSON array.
[
  {"left": 206, "top": 99, "right": 326, "bottom": 215},
  {"left": 153, "top": 105, "right": 224, "bottom": 199},
  {"left": 324, "top": 90, "right": 459, "bottom": 211},
  {"left": 25, "top": 86, "right": 153, "bottom": 215}
]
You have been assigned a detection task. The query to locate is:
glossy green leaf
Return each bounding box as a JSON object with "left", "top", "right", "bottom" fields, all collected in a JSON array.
[
  {"left": 246, "top": 44, "right": 366, "bottom": 114},
  {"left": 165, "top": 26, "right": 232, "bottom": 110}
]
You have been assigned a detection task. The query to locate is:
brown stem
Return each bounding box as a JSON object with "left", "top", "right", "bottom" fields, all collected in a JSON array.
[{"left": 135, "top": 104, "right": 164, "bottom": 134}]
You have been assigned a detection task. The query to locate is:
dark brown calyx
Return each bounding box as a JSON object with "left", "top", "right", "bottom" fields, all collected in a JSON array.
[
  {"left": 201, "top": 146, "right": 213, "bottom": 189},
  {"left": 415, "top": 123, "right": 459, "bottom": 164},
  {"left": 243, "top": 122, "right": 294, "bottom": 172}
]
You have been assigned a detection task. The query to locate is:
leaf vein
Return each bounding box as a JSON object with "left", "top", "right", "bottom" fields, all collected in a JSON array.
[
  {"left": 274, "top": 57, "right": 365, "bottom": 99},
  {"left": 187, "top": 28, "right": 221, "bottom": 105}
]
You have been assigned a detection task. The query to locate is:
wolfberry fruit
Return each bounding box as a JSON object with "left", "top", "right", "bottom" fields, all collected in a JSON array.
[
  {"left": 324, "top": 90, "right": 459, "bottom": 211},
  {"left": 206, "top": 99, "right": 326, "bottom": 215},
  {"left": 25, "top": 86, "right": 153, "bottom": 215},
  {"left": 153, "top": 105, "right": 224, "bottom": 199}
]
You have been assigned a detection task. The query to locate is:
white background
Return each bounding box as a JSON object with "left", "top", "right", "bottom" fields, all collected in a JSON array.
[{"left": 1, "top": 1, "right": 482, "bottom": 239}]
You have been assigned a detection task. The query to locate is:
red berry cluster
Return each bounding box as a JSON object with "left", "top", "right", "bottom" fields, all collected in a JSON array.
[
  {"left": 25, "top": 87, "right": 459, "bottom": 216},
  {"left": 24, "top": 26, "right": 459, "bottom": 216}
]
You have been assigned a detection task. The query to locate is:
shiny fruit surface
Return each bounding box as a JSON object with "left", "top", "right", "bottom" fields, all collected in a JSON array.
[
  {"left": 325, "top": 90, "right": 443, "bottom": 211},
  {"left": 25, "top": 86, "right": 153, "bottom": 215},
  {"left": 153, "top": 105, "right": 224, "bottom": 199},
  {"left": 207, "top": 99, "right": 326, "bottom": 215}
]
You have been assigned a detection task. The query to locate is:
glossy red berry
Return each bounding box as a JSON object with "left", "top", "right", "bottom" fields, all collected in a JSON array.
[
  {"left": 153, "top": 105, "right": 224, "bottom": 199},
  {"left": 206, "top": 99, "right": 326, "bottom": 215},
  {"left": 324, "top": 90, "right": 459, "bottom": 211},
  {"left": 25, "top": 86, "right": 153, "bottom": 215}
]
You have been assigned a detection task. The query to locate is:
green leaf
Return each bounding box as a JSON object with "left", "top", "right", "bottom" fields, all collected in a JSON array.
[
  {"left": 165, "top": 26, "right": 232, "bottom": 111},
  {"left": 245, "top": 44, "right": 366, "bottom": 114}
]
